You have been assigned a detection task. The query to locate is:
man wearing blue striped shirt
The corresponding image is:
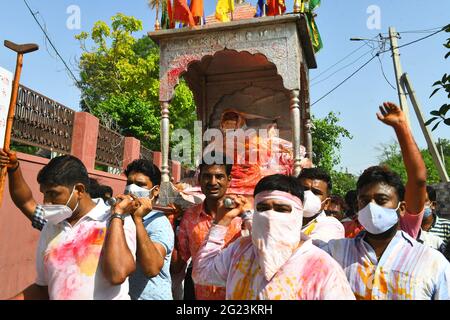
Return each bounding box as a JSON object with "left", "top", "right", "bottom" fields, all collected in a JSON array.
[{"left": 422, "top": 186, "right": 450, "bottom": 247}]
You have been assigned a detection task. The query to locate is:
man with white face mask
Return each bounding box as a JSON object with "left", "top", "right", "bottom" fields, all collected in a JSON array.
[
  {"left": 192, "top": 174, "right": 355, "bottom": 300},
  {"left": 121, "top": 159, "right": 174, "bottom": 300},
  {"left": 0, "top": 154, "right": 136, "bottom": 300},
  {"left": 297, "top": 168, "right": 345, "bottom": 245},
  {"left": 323, "top": 102, "right": 450, "bottom": 300}
]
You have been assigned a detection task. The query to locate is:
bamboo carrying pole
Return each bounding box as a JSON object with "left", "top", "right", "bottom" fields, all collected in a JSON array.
[{"left": 0, "top": 41, "right": 38, "bottom": 206}]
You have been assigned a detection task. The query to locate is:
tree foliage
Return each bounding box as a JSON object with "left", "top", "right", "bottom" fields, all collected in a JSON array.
[
  {"left": 311, "top": 112, "right": 355, "bottom": 197},
  {"left": 330, "top": 170, "right": 357, "bottom": 198},
  {"left": 311, "top": 111, "right": 353, "bottom": 173},
  {"left": 75, "top": 14, "right": 196, "bottom": 151},
  {"left": 426, "top": 24, "right": 450, "bottom": 130},
  {"left": 378, "top": 139, "right": 450, "bottom": 184}
]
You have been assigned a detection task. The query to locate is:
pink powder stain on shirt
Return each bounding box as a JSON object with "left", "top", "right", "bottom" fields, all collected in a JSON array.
[
  {"left": 50, "top": 226, "right": 105, "bottom": 264},
  {"left": 47, "top": 226, "right": 106, "bottom": 299}
]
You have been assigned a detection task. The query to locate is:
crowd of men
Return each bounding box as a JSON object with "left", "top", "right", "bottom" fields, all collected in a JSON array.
[{"left": 0, "top": 102, "right": 449, "bottom": 300}]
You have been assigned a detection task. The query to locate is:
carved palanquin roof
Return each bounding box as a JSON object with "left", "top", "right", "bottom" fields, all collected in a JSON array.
[{"left": 149, "top": 14, "right": 317, "bottom": 102}]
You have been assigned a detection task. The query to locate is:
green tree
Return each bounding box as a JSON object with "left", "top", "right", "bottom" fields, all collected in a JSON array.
[
  {"left": 311, "top": 111, "right": 353, "bottom": 173},
  {"left": 311, "top": 112, "right": 355, "bottom": 197},
  {"left": 330, "top": 170, "right": 357, "bottom": 198},
  {"left": 426, "top": 24, "right": 450, "bottom": 130},
  {"left": 378, "top": 139, "right": 450, "bottom": 184},
  {"left": 75, "top": 14, "right": 196, "bottom": 151}
]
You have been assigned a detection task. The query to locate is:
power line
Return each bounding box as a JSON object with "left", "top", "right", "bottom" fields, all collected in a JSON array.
[
  {"left": 376, "top": 54, "right": 396, "bottom": 91},
  {"left": 311, "top": 48, "right": 375, "bottom": 87},
  {"left": 22, "top": 0, "right": 121, "bottom": 132},
  {"left": 380, "top": 26, "right": 447, "bottom": 54},
  {"left": 311, "top": 25, "right": 448, "bottom": 107},
  {"left": 311, "top": 43, "right": 368, "bottom": 82},
  {"left": 23, "top": 0, "right": 81, "bottom": 89},
  {"left": 311, "top": 54, "right": 378, "bottom": 107},
  {"left": 381, "top": 25, "right": 445, "bottom": 35},
  {"left": 311, "top": 35, "right": 379, "bottom": 82}
]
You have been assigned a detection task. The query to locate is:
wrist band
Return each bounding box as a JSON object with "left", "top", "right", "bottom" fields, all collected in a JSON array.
[
  {"left": 7, "top": 162, "right": 19, "bottom": 173},
  {"left": 110, "top": 213, "right": 125, "bottom": 223}
]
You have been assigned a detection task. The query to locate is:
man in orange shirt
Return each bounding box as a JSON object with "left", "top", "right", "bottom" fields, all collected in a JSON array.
[{"left": 171, "top": 155, "right": 243, "bottom": 300}]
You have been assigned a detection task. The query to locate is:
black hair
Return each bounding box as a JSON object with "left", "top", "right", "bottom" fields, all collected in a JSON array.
[
  {"left": 345, "top": 190, "right": 357, "bottom": 207},
  {"left": 427, "top": 185, "right": 436, "bottom": 202},
  {"left": 88, "top": 178, "right": 113, "bottom": 200},
  {"left": 357, "top": 166, "right": 405, "bottom": 201},
  {"left": 37, "top": 155, "right": 89, "bottom": 189},
  {"left": 124, "top": 159, "right": 161, "bottom": 186},
  {"left": 254, "top": 174, "right": 304, "bottom": 203},
  {"left": 330, "top": 195, "right": 345, "bottom": 208},
  {"left": 88, "top": 178, "right": 100, "bottom": 195},
  {"left": 101, "top": 185, "right": 113, "bottom": 196},
  {"left": 344, "top": 189, "right": 358, "bottom": 217},
  {"left": 297, "top": 167, "right": 332, "bottom": 193},
  {"left": 198, "top": 153, "right": 233, "bottom": 176}
]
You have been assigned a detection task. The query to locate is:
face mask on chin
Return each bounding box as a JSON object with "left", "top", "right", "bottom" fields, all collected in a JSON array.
[
  {"left": 124, "top": 184, "right": 158, "bottom": 200},
  {"left": 357, "top": 202, "right": 400, "bottom": 235},
  {"left": 41, "top": 186, "right": 80, "bottom": 225}
]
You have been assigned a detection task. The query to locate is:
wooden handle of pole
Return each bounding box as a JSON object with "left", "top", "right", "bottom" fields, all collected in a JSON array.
[{"left": 0, "top": 53, "right": 24, "bottom": 207}]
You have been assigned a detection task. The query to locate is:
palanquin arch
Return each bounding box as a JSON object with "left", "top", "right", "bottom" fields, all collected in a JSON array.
[{"left": 148, "top": 14, "right": 317, "bottom": 189}]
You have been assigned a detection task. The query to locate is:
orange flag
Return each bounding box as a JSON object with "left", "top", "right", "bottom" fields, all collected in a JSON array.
[
  {"left": 173, "top": 0, "right": 195, "bottom": 26},
  {"left": 168, "top": 0, "right": 174, "bottom": 28},
  {"left": 190, "top": 0, "right": 203, "bottom": 18},
  {"left": 267, "top": 0, "right": 286, "bottom": 16}
]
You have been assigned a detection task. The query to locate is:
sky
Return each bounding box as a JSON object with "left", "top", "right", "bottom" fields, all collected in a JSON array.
[{"left": 0, "top": 0, "right": 449, "bottom": 175}]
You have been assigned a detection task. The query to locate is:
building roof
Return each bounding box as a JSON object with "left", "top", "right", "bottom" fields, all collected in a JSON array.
[{"left": 205, "top": 3, "right": 257, "bottom": 25}]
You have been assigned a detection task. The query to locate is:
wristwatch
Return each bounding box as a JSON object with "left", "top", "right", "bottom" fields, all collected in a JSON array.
[{"left": 110, "top": 213, "right": 125, "bottom": 223}]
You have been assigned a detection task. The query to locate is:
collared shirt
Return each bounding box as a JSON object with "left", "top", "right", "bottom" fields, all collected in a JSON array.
[
  {"left": 302, "top": 211, "right": 345, "bottom": 245},
  {"left": 417, "top": 229, "right": 445, "bottom": 252},
  {"left": 429, "top": 215, "right": 450, "bottom": 246},
  {"left": 192, "top": 225, "right": 356, "bottom": 300},
  {"left": 323, "top": 230, "right": 450, "bottom": 300},
  {"left": 35, "top": 199, "right": 137, "bottom": 300},
  {"left": 129, "top": 210, "right": 174, "bottom": 300},
  {"left": 177, "top": 202, "right": 242, "bottom": 300}
]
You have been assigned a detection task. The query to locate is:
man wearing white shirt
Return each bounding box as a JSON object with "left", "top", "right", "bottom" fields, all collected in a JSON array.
[{"left": 0, "top": 153, "right": 136, "bottom": 300}]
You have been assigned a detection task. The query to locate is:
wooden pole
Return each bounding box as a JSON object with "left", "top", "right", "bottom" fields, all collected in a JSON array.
[
  {"left": 0, "top": 54, "right": 23, "bottom": 206},
  {"left": 401, "top": 73, "right": 449, "bottom": 182},
  {"left": 0, "top": 41, "right": 38, "bottom": 206},
  {"left": 389, "top": 27, "right": 411, "bottom": 127}
]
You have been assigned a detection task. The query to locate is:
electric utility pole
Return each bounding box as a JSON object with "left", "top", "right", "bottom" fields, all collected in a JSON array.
[{"left": 389, "top": 27, "right": 411, "bottom": 127}]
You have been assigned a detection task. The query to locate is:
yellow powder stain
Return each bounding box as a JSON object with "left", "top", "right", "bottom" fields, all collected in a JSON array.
[
  {"left": 377, "top": 270, "right": 388, "bottom": 295},
  {"left": 231, "top": 255, "right": 259, "bottom": 300},
  {"left": 356, "top": 265, "right": 374, "bottom": 300},
  {"left": 391, "top": 272, "right": 413, "bottom": 300},
  {"left": 79, "top": 252, "right": 100, "bottom": 276},
  {"left": 302, "top": 221, "right": 317, "bottom": 236}
]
